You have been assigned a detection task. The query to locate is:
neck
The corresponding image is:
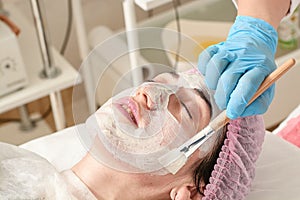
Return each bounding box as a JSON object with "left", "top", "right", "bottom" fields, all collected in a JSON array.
[{"left": 71, "top": 153, "right": 170, "bottom": 200}]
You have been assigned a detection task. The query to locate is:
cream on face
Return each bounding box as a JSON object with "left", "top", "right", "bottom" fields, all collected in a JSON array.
[
  {"left": 113, "top": 82, "right": 180, "bottom": 137},
  {"left": 87, "top": 71, "right": 212, "bottom": 174}
]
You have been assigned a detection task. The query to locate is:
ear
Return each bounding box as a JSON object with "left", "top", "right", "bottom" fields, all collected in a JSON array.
[{"left": 170, "top": 183, "right": 204, "bottom": 200}]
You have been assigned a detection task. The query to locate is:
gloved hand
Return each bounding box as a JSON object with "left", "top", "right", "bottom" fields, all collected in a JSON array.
[{"left": 198, "top": 16, "right": 278, "bottom": 119}]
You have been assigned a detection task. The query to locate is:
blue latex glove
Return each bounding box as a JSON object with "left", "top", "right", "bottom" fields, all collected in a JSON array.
[{"left": 198, "top": 16, "right": 278, "bottom": 119}]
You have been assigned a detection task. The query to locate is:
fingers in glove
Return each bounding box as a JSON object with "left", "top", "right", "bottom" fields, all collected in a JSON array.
[
  {"left": 241, "top": 85, "right": 275, "bottom": 117},
  {"left": 205, "top": 51, "right": 235, "bottom": 90},
  {"left": 197, "top": 45, "right": 219, "bottom": 75},
  {"left": 213, "top": 65, "right": 243, "bottom": 111},
  {"left": 226, "top": 67, "right": 268, "bottom": 119}
]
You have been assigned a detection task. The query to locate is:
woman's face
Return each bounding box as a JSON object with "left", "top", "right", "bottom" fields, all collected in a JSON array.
[{"left": 92, "top": 71, "right": 212, "bottom": 174}]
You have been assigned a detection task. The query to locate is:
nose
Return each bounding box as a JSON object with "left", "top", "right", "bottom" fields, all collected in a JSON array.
[
  {"left": 133, "top": 84, "right": 181, "bottom": 121},
  {"left": 134, "top": 89, "right": 151, "bottom": 110}
]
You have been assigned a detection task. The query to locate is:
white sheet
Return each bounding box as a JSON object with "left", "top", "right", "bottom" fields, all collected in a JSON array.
[
  {"left": 246, "top": 131, "right": 300, "bottom": 200},
  {"left": 20, "top": 124, "right": 87, "bottom": 172},
  {"left": 20, "top": 124, "right": 300, "bottom": 200}
]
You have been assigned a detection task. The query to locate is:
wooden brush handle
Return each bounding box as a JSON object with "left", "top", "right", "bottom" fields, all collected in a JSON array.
[
  {"left": 248, "top": 58, "right": 295, "bottom": 105},
  {"left": 211, "top": 58, "right": 296, "bottom": 130}
]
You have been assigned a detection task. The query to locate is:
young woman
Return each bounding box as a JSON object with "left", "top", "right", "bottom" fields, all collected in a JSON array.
[{"left": 0, "top": 70, "right": 265, "bottom": 200}]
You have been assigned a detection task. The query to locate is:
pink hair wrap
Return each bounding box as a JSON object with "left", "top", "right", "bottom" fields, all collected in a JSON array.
[{"left": 203, "top": 115, "right": 265, "bottom": 200}]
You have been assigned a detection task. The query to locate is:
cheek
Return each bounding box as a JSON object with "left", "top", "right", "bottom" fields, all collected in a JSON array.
[
  {"left": 180, "top": 112, "right": 200, "bottom": 138},
  {"left": 158, "top": 115, "right": 183, "bottom": 146},
  {"left": 95, "top": 104, "right": 114, "bottom": 127},
  {"left": 158, "top": 115, "right": 198, "bottom": 147},
  {"left": 192, "top": 100, "right": 212, "bottom": 132},
  {"left": 181, "top": 121, "right": 197, "bottom": 138}
]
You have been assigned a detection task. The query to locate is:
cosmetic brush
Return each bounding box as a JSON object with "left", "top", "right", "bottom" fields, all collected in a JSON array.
[{"left": 158, "top": 58, "right": 296, "bottom": 175}]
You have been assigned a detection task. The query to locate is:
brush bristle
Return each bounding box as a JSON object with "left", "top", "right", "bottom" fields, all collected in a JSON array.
[{"left": 158, "top": 149, "right": 188, "bottom": 174}]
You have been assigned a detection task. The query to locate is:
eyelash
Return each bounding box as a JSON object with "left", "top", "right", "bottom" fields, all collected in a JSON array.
[
  {"left": 180, "top": 101, "right": 192, "bottom": 119},
  {"left": 145, "top": 80, "right": 155, "bottom": 82}
]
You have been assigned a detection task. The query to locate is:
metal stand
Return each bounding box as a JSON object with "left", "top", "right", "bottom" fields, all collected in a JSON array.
[
  {"left": 27, "top": 0, "right": 65, "bottom": 131},
  {"left": 30, "top": 0, "right": 61, "bottom": 78},
  {"left": 18, "top": 105, "right": 35, "bottom": 131}
]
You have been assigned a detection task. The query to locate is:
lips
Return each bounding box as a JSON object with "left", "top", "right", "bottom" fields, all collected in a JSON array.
[{"left": 114, "top": 97, "right": 140, "bottom": 126}]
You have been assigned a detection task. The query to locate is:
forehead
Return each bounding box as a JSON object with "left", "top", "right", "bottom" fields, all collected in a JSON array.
[
  {"left": 153, "top": 72, "right": 179, "bottom": 85},
  {"left": 152, "top": 71, "right": 207, "bottom": 91}
]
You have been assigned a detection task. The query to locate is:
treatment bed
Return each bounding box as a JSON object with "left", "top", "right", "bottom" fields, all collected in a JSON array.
[{"left": 20, "top": 112, "right": 300, "bottom": 200}]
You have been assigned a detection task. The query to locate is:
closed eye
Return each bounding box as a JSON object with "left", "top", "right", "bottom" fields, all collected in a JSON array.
[
  {"left": 180, "top": 101, "right": 192, "bottom": 119},
  {"left": 145, "top": 79, "right": 193, "bottom": 119},
  {"left": 144, "top": 79, "right": 192, "bottom": 119}
]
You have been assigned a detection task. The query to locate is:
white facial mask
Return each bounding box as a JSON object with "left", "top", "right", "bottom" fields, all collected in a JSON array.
[
  {"left": 94, "top": 82, "right": 185, "bottom": 156},
  {"left": 113, "top": 82, "right": 180, "bottom": 139},
  {"left": 81, "top": 70, "right": 220, "bottom": 175}
]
